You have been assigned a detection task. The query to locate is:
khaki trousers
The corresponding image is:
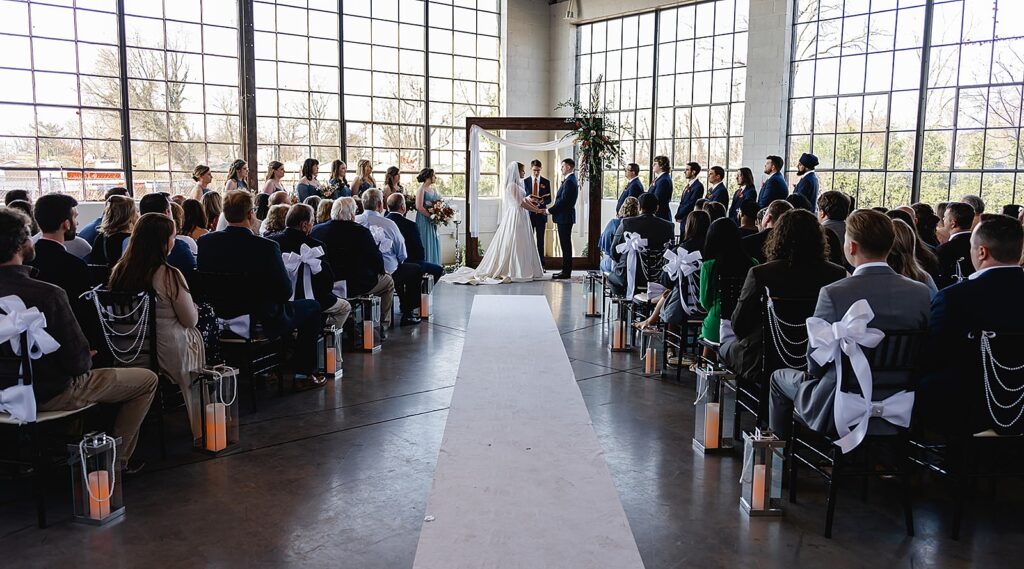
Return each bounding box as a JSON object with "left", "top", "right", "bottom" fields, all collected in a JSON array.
[
  {"left": 39, "top": 368, "right": 158, "bottom": 464},
  {"left": 365, "top": 274, "right": 396, "bottom": 327},
  {"left": 323, "top": 297, "right": 353, "bottom": 330}
]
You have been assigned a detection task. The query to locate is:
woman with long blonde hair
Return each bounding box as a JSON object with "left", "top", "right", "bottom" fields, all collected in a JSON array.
[
  {"left": 350, "top": 159, "right": 375, "bottom": 196},
  {"left": 262, "top": 161, "right": 286, "bottom": 194},
  {"left": 888, "top": 218, "right": 938, "bottom": 297},
  {"left": 88, "top": 194, "right": 138, "bottom": 266}
]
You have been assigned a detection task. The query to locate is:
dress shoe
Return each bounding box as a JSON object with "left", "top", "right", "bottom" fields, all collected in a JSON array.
[
  {"left": 400, "top": 314, "right": 422, "bottom": 326},
  {"left": 551, "top": 272, "right": 571, "bottom": 280}
]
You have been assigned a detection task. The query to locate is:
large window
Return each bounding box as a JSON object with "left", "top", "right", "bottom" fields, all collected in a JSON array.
[
  {"left": 342, "top": 0, "right": 425, "bottom": 185},
  {"left": 577, "top": 13, "right": 655, "bottom": 197},
  {"left": 788, "top": 0, "right": 1024, "bottom": 207},
  {"left": 576, "top": 0, "right": 749, "bottom": 199},
  {"left": 125, "top": 0, "right": 241, "bottom": 194},
  {"left": 0, "top": 0, "right": 125, "bottom": 200},
  {"left": 0, "top": 0, "right": 501, "bottom": 199},
  {"left": 427, "top": 0, "right": 500, "bottom": 196},
  {"left": 254, "top": 0, "right": 340, "bottom": 186}
]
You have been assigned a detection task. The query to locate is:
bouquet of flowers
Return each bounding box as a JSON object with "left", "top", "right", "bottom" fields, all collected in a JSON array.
[
  {"left": 555, "top": 74, "right": 629, "bottom": 184},
  {"left": 428, "top": 199, "right": 456, "bottom": 227}
]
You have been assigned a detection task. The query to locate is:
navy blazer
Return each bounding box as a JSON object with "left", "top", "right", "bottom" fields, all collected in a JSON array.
[
  {"left": 706, "top": 182, "right": 729, "bottom": 207},
  {"left": 758, "top": 172, "right": 789, "bottom": 208},
  {"left": 935, "top": 232, "right": 974, "bottom": 289},
  {"left": 525, "top": 175, "right": 552, "bottom": 226},
  {"left": 794, "top": 171, "right": 819, "bottom": 212},
  {"left": 79, "top": 216, "right": 101, "bottom": 246},
  {"left": 675, "top": 178, "right": 705, "bottom": 223},
  {"left": 615, "top": 177, "right": 644, "bottom": 213},
  {"left": 549, "top": 173, "right": 578, "bottom": 225},
  {"left": 648, "top": 173, "right": 673, "bottom": 221},
  {"left": 922, "top": 267, "right": 1024, "bottom": 434},
  {"left": 196, "top": 226, "right": 293, "bottom": 323},
  {"left": 309, "top": 219, "right": 385, "bottom": 297},
  {"left": 386, "top": 212, "right": 426, "bottom": 263},
  {"left": 728, "top": 185, "right": 757, "bottom": 222}
]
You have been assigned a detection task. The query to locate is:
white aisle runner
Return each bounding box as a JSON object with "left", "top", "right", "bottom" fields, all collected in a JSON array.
[{"left": 413, "top": 296, "right": 645, "bottom": 569}]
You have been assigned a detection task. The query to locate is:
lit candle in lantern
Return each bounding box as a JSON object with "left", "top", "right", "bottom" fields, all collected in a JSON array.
[
  {"left": 645, "top": 346, "right": 657, "bottom": 374},
  {"left": 87, "top": 470, "right": 111, "bottom": 520},
  {"left": 326, "top": 348, "right": 337, "bottom": 374},
  {"left": 586, "top": 292, "right": 597, "bottom": 315},
  {"left": 363, "top": 320, "right": 374, "bottom": 350},
  {"left": 751, "top": 464, "right": 767, "bottom": 510},
  {"left": 704, "top": 403, "right": 720, "bottom": 449},
  {"left": 420, "top": 293, "right": 430, "bottom": 318},
  {"left": 612, "top": 321, "right": 623, "bottom": 349},
  {"left": 205, "top": 402, "right": 227, "bottom": 452}
]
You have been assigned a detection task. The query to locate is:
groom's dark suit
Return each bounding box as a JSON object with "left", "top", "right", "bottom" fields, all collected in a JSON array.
[
  {"left": 548, "top": 172, "right": 578, "bottom": 276},
  {"left": 525, "top": 174, "right": 551, "bottom": 261}
]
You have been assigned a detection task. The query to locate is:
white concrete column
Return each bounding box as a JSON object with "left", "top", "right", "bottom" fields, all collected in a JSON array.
[{"left": 741, "top": 0, "right": 794, "bottom": 177}]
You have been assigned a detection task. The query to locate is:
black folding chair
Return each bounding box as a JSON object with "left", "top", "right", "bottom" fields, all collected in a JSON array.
[
  {"left": 909, "top": 331, "right": 1024, "bottom": 539},
  {"left": 193, "top": 271, "right": 283, "bottom": 412},
  {"left": 0, "top": 331, "right": 95, "bottom": 528},
  {"left": 788, "top": 330, "right": 924, "bottom": 538}
]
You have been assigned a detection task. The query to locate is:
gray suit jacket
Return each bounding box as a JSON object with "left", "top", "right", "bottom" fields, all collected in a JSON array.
[{"left": 794, "top": 265, "right": 930, "bottom": 434}]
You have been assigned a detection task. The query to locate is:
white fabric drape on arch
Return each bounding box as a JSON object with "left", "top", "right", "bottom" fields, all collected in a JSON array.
[{"left": 468, "top": 125, "right": 589, "bottom": 237}]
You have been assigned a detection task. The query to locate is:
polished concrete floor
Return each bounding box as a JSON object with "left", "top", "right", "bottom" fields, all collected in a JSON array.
[{"left": 1, "top": 278, "right": 1021, "bottom": 568}]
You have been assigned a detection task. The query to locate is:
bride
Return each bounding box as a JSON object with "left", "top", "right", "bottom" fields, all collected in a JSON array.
[{"left": 441, "top": 161, "right": 547, "bottom": 284}]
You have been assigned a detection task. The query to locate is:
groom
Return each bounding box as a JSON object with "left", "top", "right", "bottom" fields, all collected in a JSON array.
[{"left": 548, "top": 158, "right": 578, "bottom": 279}]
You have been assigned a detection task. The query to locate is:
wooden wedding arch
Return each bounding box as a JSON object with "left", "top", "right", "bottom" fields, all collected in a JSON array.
[{"left": 463, "top": 117, "right": 603, "bottom": 270}]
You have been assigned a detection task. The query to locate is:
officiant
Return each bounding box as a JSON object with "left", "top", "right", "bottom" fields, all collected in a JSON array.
[{"left": 526, "top": 159, "right": 552, "bottom": 260}]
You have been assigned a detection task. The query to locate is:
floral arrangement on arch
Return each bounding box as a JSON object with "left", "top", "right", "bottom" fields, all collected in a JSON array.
[
  {"left": 555, "top": 75, "right": 629, "bottom": 184},
  {"left": 428, "top": 199, "right": 456, "bottom": 227}
]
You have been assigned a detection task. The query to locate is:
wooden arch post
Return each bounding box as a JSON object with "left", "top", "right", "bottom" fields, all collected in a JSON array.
[{"left": 463, "top": 117, "right": 602, "bottom": 270}]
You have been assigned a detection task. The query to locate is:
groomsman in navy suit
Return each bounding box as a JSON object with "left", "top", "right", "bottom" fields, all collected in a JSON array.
[
  {"left": 525, "top": 159, "right": 551, "bottom": 261},
  {"left": 758, "top": 155, "right": 789, "bottom": 208},
  {"left": 615, "top": 162, "right": 644, "bottom": 214},
  {"left": 793, "top": 153, "right": 820, "bottom": 213},
  {"left": 705, "top": 166, "right": 729, "bottom": 207},
  {"left": 548, "top": 158, "right": 579, "bottom": 279},
  {"left": 674, "top": 161, "right": 704, "bottom": 232},
  {"left": 647, "top": 155, "right": 673, "bottom": 222}
]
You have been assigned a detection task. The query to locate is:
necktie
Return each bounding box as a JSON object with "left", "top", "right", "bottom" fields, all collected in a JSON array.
[{"left": 533, "top": 177, "right": 539, "bottom": 196}]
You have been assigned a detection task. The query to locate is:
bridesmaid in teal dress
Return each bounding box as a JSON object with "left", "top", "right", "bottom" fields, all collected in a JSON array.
[{"left": 415, "top": 168, "right": 442, "bottom": 265}]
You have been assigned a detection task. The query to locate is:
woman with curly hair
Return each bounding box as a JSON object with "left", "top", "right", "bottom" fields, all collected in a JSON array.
[{"left": 718, "top": 209, "right": 847, "bottom": 379}]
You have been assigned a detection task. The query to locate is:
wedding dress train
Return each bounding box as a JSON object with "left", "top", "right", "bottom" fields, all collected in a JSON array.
[{"left": 440, "top": 162, "right": 546, "bottom": 285}]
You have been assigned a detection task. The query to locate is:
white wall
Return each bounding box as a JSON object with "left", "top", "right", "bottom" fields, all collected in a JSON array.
[{"left": 741, "top": 0, "right": 793, "bottom": 181}]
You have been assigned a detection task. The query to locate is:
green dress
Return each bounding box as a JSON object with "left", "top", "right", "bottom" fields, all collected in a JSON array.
[{"left": 698, "top": 258, "right": 757, "bottom": 342}]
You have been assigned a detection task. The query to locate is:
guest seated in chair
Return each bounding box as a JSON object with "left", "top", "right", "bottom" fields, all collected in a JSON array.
[
  {"left": 768, "top": 209, "right": 931, "bottom": 439},
  {"left": 720, "top": 209, "right": 846, "bottom": 380},
  {"left": 919, "top": 214, "right": 1024, "bottom": 435},
  {"left": 135, "top": 192, "right": 197, "bottom": 276},
  {"left": 88, "top": 195, "right": 137, "bottom": 267},
  {"left": 608, "top": 193, "right": 675, "bottom": 297},
  {"left": 0, "top": 207, "right": 158, "bottom": 468},
  {"left": 679, "top": 209, "right": 710, "bottom": 256},
  {"left": 311, "top": 197, "right": 396, "bottom": 329},
  {"left": 697, "top": 218, "right": 758, "bottom": 345},
  {"left": 936, "top": 202, "right": 976, "bottom": 288},
  {"left": 385, "top": 192, "right": 444, "bottom": 283},
  {"left": 267, "top": 204, "right": 352, "bottom": 330},
  {"left": 197, "top": 190, "right": 325, "bottom": 384},
  {"left": 743, "top": 199, "right": 793, "bottom": 264},
  {"left": 79, "top": 187, "right": 130, "bottom": 247},
  {"left": 599, "top": 196, "right": 639, "bottom": 273},
  {"left": 110, "top": 213, "right": 206, "bottom": 441},
  {"left": 357, "top": 189, "right": 423, "bottom": 326}
]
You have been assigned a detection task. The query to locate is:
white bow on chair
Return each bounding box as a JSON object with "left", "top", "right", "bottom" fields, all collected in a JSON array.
[
  {"left": 0, "top": 296, "right": 62, "bottom": 424},
  {"left": 806, "top": 299, "right": 913, "bottom": 454},
  {"left": 283, "top": 244, "right": 324, "bottom": 301},
  {"left": 662, "top": 248, "right": 702, "bottom": 314},
  {"left": 217, "top": 316, "right": 251, "bottom": 339},
  {"left": 615, "top": 231, "right": 648, "bottom": 299}
]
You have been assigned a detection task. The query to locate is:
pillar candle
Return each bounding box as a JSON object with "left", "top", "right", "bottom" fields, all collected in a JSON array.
[
  {"left": 326, "top": 348, "right": 337, "bottom": 374},
  {"left": 751, "top": 464, "right": 767, "bottom": 510},
  {"left": 87, "top": 470, "right": 111, "bottom": 520},
  {"left": 420, "top": 293, "right": 430, "bottom": 318},
  {"left": 612, "top": 321, "right": 623, "bottom": 349},
  {"left": 363, "top": 320, "right": 374, "bottom": 350},
  {"left": 645, "top": 347, "right": 657, "bottom": 375},
  {"left": 704, "top": 403, "right": 720, "bottom": 449},
  {"left": 205, "top": 402, "right": 227, "bottom": 452},
  {"left": 586, "top": 292, "right": 597, "bottom": 315}
]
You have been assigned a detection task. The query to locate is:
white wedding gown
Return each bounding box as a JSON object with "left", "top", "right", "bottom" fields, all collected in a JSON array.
[{"left": 441, "top": 173, "right": 545, "bottom": 285}]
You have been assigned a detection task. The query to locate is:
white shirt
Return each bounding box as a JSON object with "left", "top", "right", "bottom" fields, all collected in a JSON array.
[
  {"left": 31, "top": 233, "right": 91, "bottom": 259},
  {"left": 968, "top": 264, "right": 1021, "bottom": 280},
  {"left": 949, "top": 230, "right": 972, "bottom": 240},
  {"left": 852, "top": 261, "right": 892, "bottom": 276}
]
